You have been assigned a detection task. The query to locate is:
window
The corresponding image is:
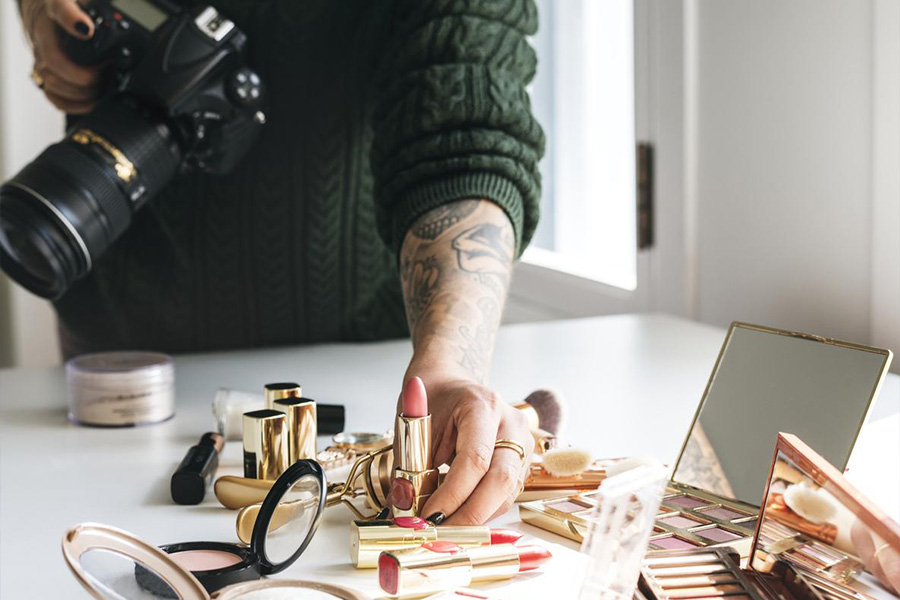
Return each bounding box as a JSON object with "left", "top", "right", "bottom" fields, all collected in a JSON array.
[{"left": 528, "top": 0, "right": 638, "bottom": 291}]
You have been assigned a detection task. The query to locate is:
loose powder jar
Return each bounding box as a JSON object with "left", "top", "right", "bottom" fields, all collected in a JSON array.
[{"left": 66, "top": 351, "right": 175, "bottom": 426}]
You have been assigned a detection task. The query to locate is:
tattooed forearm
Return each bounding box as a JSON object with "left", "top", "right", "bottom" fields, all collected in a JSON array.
[
  {"left": 456, "top": 297, "right": 500, "bottom": 383},
  {"left": 411, "top": 202, "right": 479, "bottom": 240},
  {"left": 400, "top": 255, "right": 441, "bottom": 331},
  {"left": 400, "top": 200, "right": 514, "bottom": 383}
]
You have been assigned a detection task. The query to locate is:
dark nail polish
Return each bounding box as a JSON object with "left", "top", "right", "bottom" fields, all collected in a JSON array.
[
  {"left": 426, "top": 512, "right": 446, "bottom": 525},
  {"left": 75, "top": 22, "right": 90, "bottom": 36},
  {"left": 376, "top": 507, "right": 391, "bottom": 520}
]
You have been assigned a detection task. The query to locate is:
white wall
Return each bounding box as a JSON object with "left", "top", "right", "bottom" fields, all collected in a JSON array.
[
  {"left": 0, "top": 2, "right": 64, "bottom": 368},
  {"left": 682, "top": 0, "right": 899, "bottom": 361}
]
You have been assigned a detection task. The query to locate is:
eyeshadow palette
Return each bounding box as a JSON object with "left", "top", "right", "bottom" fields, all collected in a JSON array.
[
  {"left": 520, "top": 485, "right": 758, "bottom": 554},
  {"left": 640, "top": 548, "right": 766, "bottom": 600},
  {"left": 520, "top": 323, "right": 892, "bottom": 556},
  {"left": 749, "top": 434, "right": 900, "bottom": 600},
  {"left": 639, "top": 547, "right": 825, "bottom": 600}
]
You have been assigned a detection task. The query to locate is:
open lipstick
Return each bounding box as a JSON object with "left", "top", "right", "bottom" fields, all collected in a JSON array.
[
  {"left": 390, "top": 377, "right": 439, "bottom": 517},
  {"left": 350, "top": 516, "right": 524, "bottom": 568},
  {"left": 378, "top": 542, "right": 552, "bottom": 597}
]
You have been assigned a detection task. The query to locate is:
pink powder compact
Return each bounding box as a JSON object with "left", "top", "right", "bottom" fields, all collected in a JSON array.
[{"left": 62, "top": 460, "right": 327, "bottom": 596}]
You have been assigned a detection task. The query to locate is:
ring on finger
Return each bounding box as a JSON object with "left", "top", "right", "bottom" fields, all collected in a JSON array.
[
  {"left": 494, "top": 439, "right": 526, "bottom": 464},
  {"left": 30, "top": 64, "right": 45, "bottom": 89}
]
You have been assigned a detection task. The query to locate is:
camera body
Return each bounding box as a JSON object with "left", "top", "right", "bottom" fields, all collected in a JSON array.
[
  {"left": 0, "top": 0, "right": 266, "bottom": 299},
  {"left": 66, "top": 0, "right": 266, "bottom": 177}
]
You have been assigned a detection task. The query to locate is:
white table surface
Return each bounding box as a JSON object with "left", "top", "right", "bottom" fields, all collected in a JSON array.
[{"left": 1, "top": 314, "right": 897, "bottom": 599}]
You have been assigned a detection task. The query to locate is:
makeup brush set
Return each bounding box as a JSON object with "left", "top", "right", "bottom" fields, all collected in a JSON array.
[{"left": 59, "top": 322, "right": 899, "bottom": 600}]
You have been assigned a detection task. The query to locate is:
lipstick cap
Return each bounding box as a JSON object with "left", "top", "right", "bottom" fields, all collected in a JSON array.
[
  {"left": 317, "top": 403, "right": 345, "bottom": 435},
  {"left": 272, "top": 397, "right": 317, "bottom": 462},
  {"left": 264, "top": 382, "right": 301, "bottom": 409},
  {"left": 243, "top": 409, "right": 288, "bottom": 480}
]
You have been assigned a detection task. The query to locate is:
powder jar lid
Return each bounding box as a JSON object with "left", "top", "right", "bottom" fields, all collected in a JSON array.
[{"left": 62, "top": 461, "right": 327, "bottom": 599}]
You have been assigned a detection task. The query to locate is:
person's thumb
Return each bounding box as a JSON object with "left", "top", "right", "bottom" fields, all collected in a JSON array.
[{"left": 47, "top": 0, "right": 94, "bottom": 40}]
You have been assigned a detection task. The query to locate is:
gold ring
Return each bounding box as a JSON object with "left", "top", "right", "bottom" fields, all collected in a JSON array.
[
  {"left": 30, "top": 65, "right": 44, "bottom": 88},
  {"left": 494, "top": 439, "right": 526, "bottom": 464}
]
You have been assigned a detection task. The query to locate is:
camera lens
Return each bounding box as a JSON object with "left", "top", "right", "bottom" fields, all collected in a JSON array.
[{"left": 0, "top": 98, "right": 180, "bottom": 299}]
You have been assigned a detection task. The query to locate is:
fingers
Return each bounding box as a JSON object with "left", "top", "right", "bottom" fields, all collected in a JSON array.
[
  {"left": 32, "top": 16, "right": 100, "bottom": 87},
  {"left": 444, "top": 416, "right": 530, "bottom": 525},
  {"left": 46, "top": 0, "right": 94, "bottom": 39},
  {"left": 41, "top": 69, "right": 98, "bottom": 102},
  {"left": 419, "top": 397, "right": 501, "bottom": 520},
  {"left": 42, "top": 89, "right": 96, "bottom": 114}
]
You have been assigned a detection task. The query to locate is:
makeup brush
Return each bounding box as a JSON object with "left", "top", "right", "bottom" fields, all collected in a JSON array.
[
  {"left": 783, "top": 480, "right": 837, "bottom": 523},
  {"left": 513, "top": 389, "right": 565, "bottom": 454},
  {"left": 541, "top": 446, "right": 594, "bottom": 477},
  {"left": 514, "top": 388, "right": 565, "bottom": 434}
]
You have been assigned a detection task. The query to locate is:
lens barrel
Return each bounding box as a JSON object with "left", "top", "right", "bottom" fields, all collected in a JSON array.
[{"left": 0, "top": 97, "right": 180, "bottom": 299}]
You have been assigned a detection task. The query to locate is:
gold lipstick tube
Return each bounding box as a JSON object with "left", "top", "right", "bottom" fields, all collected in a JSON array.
[
  {"left": 242, "top": 409, "right": 288, "bottom": 480},
  {"left": 351, "top": 520, "right": 493, "bottom": 568},
  {"left": 381, "top": 544, "right": 521, "bottom": 598},
  {"left": 393, "top": 414, "right": 439, "bottom": 517},
  {"left": 264, "top": 382, "right": 301, "bottom": 409},
  {"left": 272, "top": 396, "right": 317, "bottom": 462}
]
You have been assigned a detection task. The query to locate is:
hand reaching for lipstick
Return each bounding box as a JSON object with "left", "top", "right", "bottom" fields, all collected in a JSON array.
[{"left": 390, "top": 375, "right": 533, "bottom": 525}]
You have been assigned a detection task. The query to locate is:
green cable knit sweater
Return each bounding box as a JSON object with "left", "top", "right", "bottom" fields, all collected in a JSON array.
[{"left": 55, "top": 0, "right": 544, "bottom": 359}]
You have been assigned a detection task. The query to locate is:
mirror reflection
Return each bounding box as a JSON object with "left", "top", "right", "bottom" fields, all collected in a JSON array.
[
  {"left": 80, "top": 548, "right": 180, "bottom": 600},
  {"left": 264, "top": 474, "right": 321, "bottom": 565},
  {"left": 673, "top": 325, "right": 889, "bottom": 504},
  {"left": 752, "top": 450, "right": 900, "bottom": 599}
]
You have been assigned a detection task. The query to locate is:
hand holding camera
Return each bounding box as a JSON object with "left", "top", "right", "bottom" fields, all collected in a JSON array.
[
  {"left": 2, "top": 0, "right": 266, "bottom": 299},
  {"left": 22, "top": 0, "right": 102, "bottom": 114}
]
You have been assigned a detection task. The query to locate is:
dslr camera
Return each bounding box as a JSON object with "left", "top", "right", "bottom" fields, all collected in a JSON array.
[{"left": 0, "top": 0, "right": 266, "bottom": 299}]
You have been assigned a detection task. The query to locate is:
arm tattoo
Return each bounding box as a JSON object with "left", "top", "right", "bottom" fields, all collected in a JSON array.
[
  {"left": 411, "top": 201, "right": 479, "bottom": 240},
  {"left": 400, "top": 255, "right": 441, "bottom": 331},
  {"left": 457, "top": 297, "right": 499, "bottom": 383},
  {"left": 400, "top": 200, "right": 514, "bottom": 382}
]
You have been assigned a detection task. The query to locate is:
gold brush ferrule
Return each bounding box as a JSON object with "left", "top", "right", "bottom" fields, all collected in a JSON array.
[
  {"left": 350, "top": 521, "right": 491, "bottom": 568},
  {"left": 386, "top": 545, "right": 520, "bottom": 597},
  {"left": 393, "top": 413, "right": 438, "bottom": 517},
  {"left": 272, "top": 397, "right": 317, "bottom": 462},
  {"left": 523, "top": 461, "right": 606, "bottom": 491},
  {"left": 242, "top": 409, "right": 288, "bottom": 480}
]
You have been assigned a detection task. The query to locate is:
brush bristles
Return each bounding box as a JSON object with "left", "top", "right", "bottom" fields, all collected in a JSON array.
[
  {"left": 542, "top": 447, "right": 593, "bottom": 477},
  {"left": 524, "top": 389, "right": 565, "bottom": 435}
]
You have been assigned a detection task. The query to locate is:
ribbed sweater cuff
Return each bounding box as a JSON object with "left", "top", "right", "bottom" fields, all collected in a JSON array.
[{"left": 391, "top": 173, "right": 525, "bottom": 258}]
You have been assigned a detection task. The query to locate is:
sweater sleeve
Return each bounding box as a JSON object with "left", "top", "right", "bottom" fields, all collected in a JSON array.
[{"left": 370, "top": 0, "right": 545, "bottom": 258}]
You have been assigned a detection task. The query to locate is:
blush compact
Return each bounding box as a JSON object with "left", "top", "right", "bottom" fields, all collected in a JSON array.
[{"left": 61, "top": 460, "right": 368, "bottom": 599}]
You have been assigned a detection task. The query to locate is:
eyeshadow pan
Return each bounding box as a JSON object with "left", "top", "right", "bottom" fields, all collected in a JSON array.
[
  {"left": 698, "top": 506, "right": 749, "bottom": 521},
  {"left": 660, "top": 514, "right": 707, "bottom": 529},
  {"left": 660, "top": 583, "right": 745, "bottom": 599},
  {"left": 665, "top": 495, "right": 711, "bottom": 509},
  {"left": 546, "top": 499, "right": 592, "bottom": 514},
  {"left": 693, "top": 527, "right": 742, "bottom": 543},
  {"left": 650, "top": 536, "right": 701, "bottom": 550}
]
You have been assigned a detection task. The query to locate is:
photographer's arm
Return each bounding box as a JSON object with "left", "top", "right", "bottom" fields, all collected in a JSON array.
[
  {"left": 19, "top": 0, "right": 100, "bottom": 114},
  {"left": 398, "top": 199, "right": 533, "bottom": 525}
]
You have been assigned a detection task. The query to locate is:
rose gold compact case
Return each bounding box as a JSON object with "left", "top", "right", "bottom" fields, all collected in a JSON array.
[
  {"left": 62, "top": 461, "right": 332, "bottom": 597},
  {"left": 521, "top": 322, "right": 893, "bottom": 555},
  {"left": 750, "top": 433, "right": 900, "bottom": 600},
  {"left": 639, "top": 433, "right": 900, "bottom": 600}
]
